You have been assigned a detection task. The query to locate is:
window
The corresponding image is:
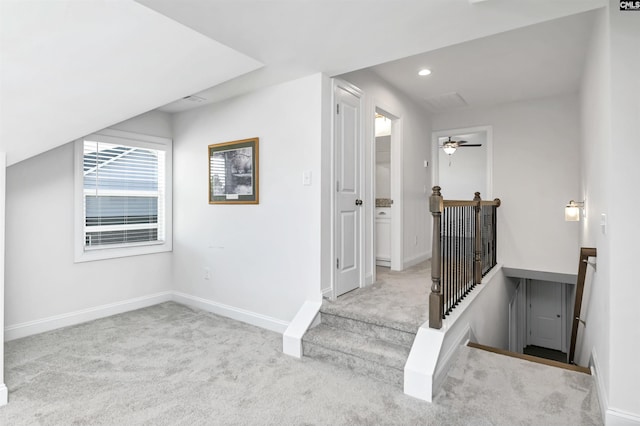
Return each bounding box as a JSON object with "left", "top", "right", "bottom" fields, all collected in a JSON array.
[{"left": 74, "top": 129, "right": 172, "bottom": 262}]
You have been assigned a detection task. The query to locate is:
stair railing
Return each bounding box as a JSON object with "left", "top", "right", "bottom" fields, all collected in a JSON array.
[{"left": 429, "top": 186, "right": 501, "bottom": 329}]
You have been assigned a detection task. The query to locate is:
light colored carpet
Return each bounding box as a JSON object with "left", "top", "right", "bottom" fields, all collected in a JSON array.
[
  {"left": 436, "top": 346, "right": 602, "bottom": 425},
  {"left": 321, "top": 261, "right": 431, "bottom": 333},
  {"left": 0, "top": 302, "right": 602, "bottom": 425}
]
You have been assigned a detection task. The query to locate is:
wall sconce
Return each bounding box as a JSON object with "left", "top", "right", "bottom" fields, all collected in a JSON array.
[{"left": 565, "top": 200, "right": 585, "bottom": 221}]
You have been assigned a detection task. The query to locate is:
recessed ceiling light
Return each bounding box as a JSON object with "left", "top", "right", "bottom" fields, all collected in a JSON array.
[{"left": 418, "top": 69, "right": 432, "bottom": 76}]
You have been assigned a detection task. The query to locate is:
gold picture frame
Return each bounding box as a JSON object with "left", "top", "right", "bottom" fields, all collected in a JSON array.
[{"left": 208, "top": 137, "right": 259, "bottom": 204}]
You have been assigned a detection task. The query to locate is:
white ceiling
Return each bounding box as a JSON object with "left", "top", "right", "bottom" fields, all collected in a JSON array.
[
  {"left": 367, "top": 10, "right": 597, "bottom": 114},
  {"left": 1, "top": 0, "right": 605, "bottom": 165},
  {"left": 138, "top": 0, "right": 604, "bottom": 113},
  {"left": 0, "top": 0, "right": 262, "bottom": 165}
]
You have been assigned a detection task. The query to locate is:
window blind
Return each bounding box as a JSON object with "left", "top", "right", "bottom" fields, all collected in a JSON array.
[{"left": 83, "top": 140, "right": 166, "bottom": 249}]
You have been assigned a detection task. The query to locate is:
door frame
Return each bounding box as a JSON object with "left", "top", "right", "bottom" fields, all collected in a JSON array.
[
  {"left": 370, "top": 103, "right": 403, "bottom": 283},
  {"left": 431, "top": 125, "right": 493, "bottom": 199},
  {"left": 526, "top": 280, "right": 567, "bottom": 351},
  {"left": 330, "top": 78, "right": 365, "bottom": 300}
]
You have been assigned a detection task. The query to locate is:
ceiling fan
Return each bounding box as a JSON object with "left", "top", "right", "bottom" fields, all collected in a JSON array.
[{"left": 441, "top": 136, "right": 482, "bottom": 155}]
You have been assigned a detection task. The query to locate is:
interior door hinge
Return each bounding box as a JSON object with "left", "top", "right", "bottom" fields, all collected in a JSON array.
[
  {"left": 336, "top": 180, "right": 339, "bottom": 192},
  {"left": 336, "top": 104, "right": 340, "bottom": 114},
  {"left": 337, "top": 258, "right": 340, "bottom": 269}
]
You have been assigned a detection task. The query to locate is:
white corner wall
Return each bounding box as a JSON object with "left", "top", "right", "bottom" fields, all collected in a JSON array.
[
  {"left": 607, "top": 1, "right": 640, "bottom": 421},
  {"left": 170, "top": 73, "right": 325, "bottom": 328},
  {"left": 0, "top": 152, "right": 7, "bottom": 404},
  {"left": 4, "top": 111, "right": 174, "bottom": 339},
  {"left": 577, "top": 5, "right": 612, "bottom": 418},
  {"left": 337, "top": 69, "right": 432, "bottom": 277},
  {"left": 433, "top": 94, "right": 581, "bottom": 274}
]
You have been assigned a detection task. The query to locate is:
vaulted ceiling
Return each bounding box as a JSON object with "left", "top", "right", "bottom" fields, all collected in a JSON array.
[{"left": 1, "top": 0, "right": 605, "bottom": 166}]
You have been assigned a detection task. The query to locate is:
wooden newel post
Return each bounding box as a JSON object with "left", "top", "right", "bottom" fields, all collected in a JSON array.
[
  {"left": 473, "top": 192, "right": 482, "bottom": 286},
  {"left": 429, "top": 186, "right": 444, "bottom": 329}
]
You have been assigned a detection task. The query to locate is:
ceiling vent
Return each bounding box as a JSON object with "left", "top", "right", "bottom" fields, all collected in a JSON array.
[
  {"left": 183, "top": 95, "right": 206, "bottom": 103},
  {"left": 423, "top": 92, "right": 468, "bottom": 114}
]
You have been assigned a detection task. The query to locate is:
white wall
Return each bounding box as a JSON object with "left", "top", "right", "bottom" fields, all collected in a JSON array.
[
  {"left": 4, "top": 111, "right": 174, "bottom": 334},
  {"left": 171, "top": 74, "right": 325, "bottom": 325},
  {"left": 338, "top": 69, "right": 432, "bottom": 274},
  {"left": 433, "top": 94, "right": 581, "bottom": 274},
  {"left": 576, "top": 5, "right": 611, "bottom": 416},
  {"left": 607, "top": 2, "right": 640, "bottom": 419},
  {"left": 0, "top": 152, "right": 6, "bottom": 403}
]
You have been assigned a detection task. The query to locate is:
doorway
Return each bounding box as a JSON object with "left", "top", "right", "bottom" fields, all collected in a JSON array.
[
  {"left": 333, "top": 79, "right": 364, "bottom": 298},
  {"left": 432, "top": 126, "right": 492, "bottom": 200},
  {"left": 372, "top": 106, "right": 402, "bottom": 279},
  {"left": 374, "top": 111, "right": 392, "bottom": 269},
  {"left": 527, "top": 280, "right": 567, "bottom": 353}
]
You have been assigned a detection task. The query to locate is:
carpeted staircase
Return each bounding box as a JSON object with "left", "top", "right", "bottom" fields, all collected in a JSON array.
[{"left": 302, "top": 301, "right": 417, "bottom": 387}]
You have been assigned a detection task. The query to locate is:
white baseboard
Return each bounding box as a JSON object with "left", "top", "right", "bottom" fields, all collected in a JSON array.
[
  {"left": 403, "top": 251, "right": 431, "bottom": 269},
  {"left": 606, "top": 409, "right": 640, "bottom": 426},
  {"left": 172, "top": 292, "right": 289, "bottom": 334},
  {"left": 4, "top": 291, "right": 291, "bottom": 341},
  {"left": 321, "top": 287, "right": 332, "bottom": 299},
  {"left": 0, "top": 384, "right": 7, "bottom": 406},
  {"left": 365, "top": 273, "right": 374, "bottom": 286},
  {"left": 591, "top": 349, "right": 608, "bottom": 425},
  {"left": 590, "top": 349, "right": 640, "bottom": 425},
  {"left": 4, "top": 291, "right": 173, "bottom": 341}
]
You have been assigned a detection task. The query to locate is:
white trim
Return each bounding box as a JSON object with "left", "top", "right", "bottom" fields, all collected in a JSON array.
[
  {"left": 592, "top": 350, "right": 640, "bottom": 425},
  {"left": 591, "top": 348, "right": 608, "bottom": 424},
  {"left": 0, "top": 152, "right": 6, "bottom": 405},
  {"left": 390, "top": 116, "right": 403, "bottom": 271},
  {"left": 404, "top": 325, "right": 442, "bottom": 401},
  {"left": 282, "top": 300, "right": 322, "bottom": 358},
  {"left": 371, "top": 102, "right": 403, "bottom": 274},
  {"left": 172, "top": 292, "right": 289, "bottom": 334},
  {"left": 607, "top": 410, "right": 640, "bottom": 426},
  {"left": 432, "top": 324, "right": 471, "bottom": 394},
  {"left": 365, "top": 273, "right": 375, "bottom": 285},
  {"left": 0, "top": 384, "right": 7, "bottom": 407},
  {"left": 403, "top": 251, "right": 431, "bottom": 269},
  {"left": 330, "top": 78, "right": 365, "bottom": 300},
  {"left": 321, "top": 287, "right": 332, "bottom": 299},
  {"left": 74, "top": 129, "right": 173, "bottom": 263},
  {"left": 4, "top": 291, "right": 173, "bottom": 341},
  {"left": 404, "top": 265, "right": 503, "bottom": 402},
  {"left": 431, "top": 125, "right": 494, "bottom": 199}
]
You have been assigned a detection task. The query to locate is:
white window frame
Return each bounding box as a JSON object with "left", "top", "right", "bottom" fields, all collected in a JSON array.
[{"left": 74, "top": 129, "right": 173, "bottom": 262}]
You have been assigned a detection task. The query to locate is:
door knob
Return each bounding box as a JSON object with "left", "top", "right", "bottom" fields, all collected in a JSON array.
[{"left": 355, "top": 199, "right": 363, "bottom": 206}]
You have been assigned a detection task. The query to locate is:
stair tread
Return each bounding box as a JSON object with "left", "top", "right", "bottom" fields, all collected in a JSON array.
[
  {"left": 320, "top": 311, "right": 416, "bottom": 348},
  {"left": 320, "top": 302, "right": 420, "bottom": 335},
  {"left": 303, "top": 324, "right": 410, "bottom": 370}
]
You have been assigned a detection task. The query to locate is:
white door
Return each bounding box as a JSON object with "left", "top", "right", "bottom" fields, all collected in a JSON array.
[
  {"left": 335, "top": 82, "right": 362, "bottom": 296},
  {"left": 529, "top": 280, "right": 563, "bottom": 350}
]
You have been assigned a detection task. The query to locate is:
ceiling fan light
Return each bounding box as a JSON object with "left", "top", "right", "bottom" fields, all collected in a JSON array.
[{"left": 443, "top": 145, "right": 456, "bottom": 155}]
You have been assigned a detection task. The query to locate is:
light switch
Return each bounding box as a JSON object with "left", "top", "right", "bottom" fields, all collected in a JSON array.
[
  {"left": 303, "top": 171, "right": 312, "bottom": 186},
  {"left": 601, "top": 213, "right": 607, "bottom": 234}
]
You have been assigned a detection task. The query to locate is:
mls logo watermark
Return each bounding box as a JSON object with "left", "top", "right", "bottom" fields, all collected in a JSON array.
[{"left": 620, "top": 0, "right": 640, "bottom": 10}]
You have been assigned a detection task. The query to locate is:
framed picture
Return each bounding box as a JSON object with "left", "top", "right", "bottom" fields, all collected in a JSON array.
[{"left": 208, "top": 137, "right": 259, "bottom": 204}]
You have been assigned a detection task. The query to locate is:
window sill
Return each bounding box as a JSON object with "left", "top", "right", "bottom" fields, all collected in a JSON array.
[{"left": 74, "top": 241, "right": 172, "bottom": 263}]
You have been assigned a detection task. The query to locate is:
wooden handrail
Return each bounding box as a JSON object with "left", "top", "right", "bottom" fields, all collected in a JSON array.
[
  {"left": 443, "top": 199, "right": 502, "bottom": 207},
  {"left": 429, "top": 187, "right": 501, "bottom": 329},
  {"left": 569, "top": 247, "right": 597, "bottom": 365}
]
